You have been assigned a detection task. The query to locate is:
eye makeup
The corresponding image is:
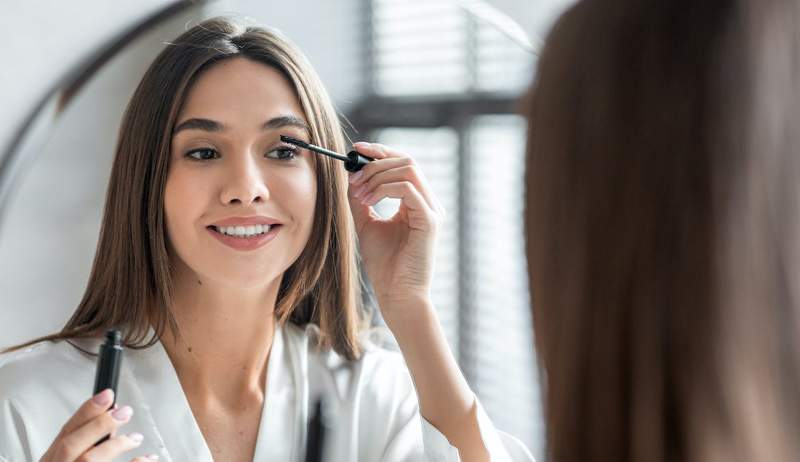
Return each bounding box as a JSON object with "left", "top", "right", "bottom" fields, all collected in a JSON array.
[
  {"left": 280, "top": 136, "right": 374, "bottom": 172},
  {"left": 183, "top": 144, "right": 300, "bottom": 161}
]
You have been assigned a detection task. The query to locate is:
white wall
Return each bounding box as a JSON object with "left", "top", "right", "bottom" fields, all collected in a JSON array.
[{"left": 0, "top": 1, "right": 179, "bottom": 178}]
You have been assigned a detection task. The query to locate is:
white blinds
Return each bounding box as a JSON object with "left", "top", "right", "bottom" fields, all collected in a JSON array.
[
  {"left": 371, "top": 0, "right": 534, "bottom": 96},
  {"left": 462, "top": 115, "right": 541, "bottom": 453},
  {"left": 367, "top": 0, "right": 543, "bottom": 455},
  {"left": 371, "top": 117, "right": 541, "bottom": 453},
  {"left": 370, "top": 127, "right": 461, "bottom": 353}
]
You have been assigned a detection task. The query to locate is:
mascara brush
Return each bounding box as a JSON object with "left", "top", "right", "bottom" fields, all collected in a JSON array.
[{"left": 281, "top": 136, "right": 374, "bottom": 172}]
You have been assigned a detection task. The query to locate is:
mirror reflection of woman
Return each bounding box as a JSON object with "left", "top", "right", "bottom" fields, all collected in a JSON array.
[{"left": 0, "top": 17, "right": 532, "bottom": 462}]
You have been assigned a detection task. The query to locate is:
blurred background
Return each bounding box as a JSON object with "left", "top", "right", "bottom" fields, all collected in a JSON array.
[{"left": 0, "top": 0, "right": 576, "bottom": 457}]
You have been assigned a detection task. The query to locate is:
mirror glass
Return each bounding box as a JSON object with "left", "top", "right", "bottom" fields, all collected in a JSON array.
[{"left": 0, "top": 1, "right": 576, "bottom": 456}]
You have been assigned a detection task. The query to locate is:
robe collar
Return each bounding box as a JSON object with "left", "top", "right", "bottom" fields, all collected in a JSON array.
[{"left": 75, "top": 321, "right": 310, "bottom": 461}]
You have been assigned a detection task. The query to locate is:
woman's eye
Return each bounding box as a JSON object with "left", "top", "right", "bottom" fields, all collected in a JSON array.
[
  {"left": 266, "top": 147, "right": 298, "bottom": 161},
  {"left": 185, "top": 149, "right": 219, "bottom": 161}
]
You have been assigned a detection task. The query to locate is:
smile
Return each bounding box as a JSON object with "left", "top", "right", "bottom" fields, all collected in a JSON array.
[
  {"left": 206, "top": 224, "right": 282, "bottom": 251},
  {"left": 212, "top": 224, "right": 272, "bottom": 238}
]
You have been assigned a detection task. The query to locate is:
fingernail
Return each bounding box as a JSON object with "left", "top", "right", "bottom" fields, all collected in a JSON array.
[
  {"left": 349, "top": 171, "right": 364, "bottom": 183},
  {"left": 353, "top": 185, "right": 365, "bottom": 198},
  {"left": 93, "top": 389, "right": 113, "bottom": 406},
  {"left": 111, "top": 405, "right": 133, "bottom": 421},
  {"left": 147, "top": 455, "right": 159, "bottom": 461},
  {"left": 353, "top": 141, "right": 369, "bottom": 148},
  {"left": 127, "top": 432, "right": 144, "bottom": 444}
]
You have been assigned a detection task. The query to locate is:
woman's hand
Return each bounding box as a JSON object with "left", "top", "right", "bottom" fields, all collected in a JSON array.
[
  {"left": 347, "top": 142, "right": 492, "bottom": 461},
  {"left": 346, "top": 142, "right": 445, "bottom": 324},
  {"left": 40, "top": 388, "right": 158, "bottom": 462}
]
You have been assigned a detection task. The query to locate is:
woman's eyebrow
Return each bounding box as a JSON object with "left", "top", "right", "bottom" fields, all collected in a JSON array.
[{"left": 172, "top": 114, "right": 310, "bottom": 135}]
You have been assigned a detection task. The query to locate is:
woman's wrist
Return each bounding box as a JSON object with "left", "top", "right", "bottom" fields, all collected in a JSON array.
[{"left": 377, "top": 292, "right": 438, "bottom": 338}]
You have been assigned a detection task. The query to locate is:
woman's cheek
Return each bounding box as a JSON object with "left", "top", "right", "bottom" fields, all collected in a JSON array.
[
  {"left": 164, "top": 170, "right": 206, "bottom": 242},
  {"left": 287, "top": 170, "right": 317, "bottom": 234}
]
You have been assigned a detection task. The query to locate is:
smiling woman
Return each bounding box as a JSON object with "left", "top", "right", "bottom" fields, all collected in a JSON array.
[
  {"left": 0, "top": 15, "right": 531, "bottom": 462},
  {"left": 164, "top": 58, "right": 321, "bottom": 318}
]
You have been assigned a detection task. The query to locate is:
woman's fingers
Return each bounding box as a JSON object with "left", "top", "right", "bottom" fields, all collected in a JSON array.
[
  {"left": 362, "top": 181, "right": 438, "bottom": 231},
  {"left": 57, "top": 389, "right": 115, "bottom": 438},
  {"left": 80, "top": 432, "right": 145, "bottom": 460},
  {"left": 349, "top": 143, "right": 445, "bottom": 218},
  {"left": 58, "top": 405, "right": 134, "bottom": 460},
  {"left": 352, "top": 164, "right": 435, "bottom": 208},
  {"left": 351, "top": 141, "right": 405, "bottom": 160},
  {"left": 350, "top": 156, "right": 412, "bottom": 185}
]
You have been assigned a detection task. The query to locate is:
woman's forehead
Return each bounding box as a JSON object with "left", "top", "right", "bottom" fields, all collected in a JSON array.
[{"left": 177, "top": 57, "right": 307, "bottom": 130}]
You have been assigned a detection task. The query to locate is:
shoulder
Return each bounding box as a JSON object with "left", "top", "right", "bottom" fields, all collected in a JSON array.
[
  {"left": 286, "top": 322, "right": 410, "bottom": 375},
  {"left": 0, "top": 339, "right": 99, "bottom": 460},
  {"left": 285, "top": 322, "right": 415, "bottom": 399},
  {"left": 0, "top": 338, "right": 97, "bottom": 408}
]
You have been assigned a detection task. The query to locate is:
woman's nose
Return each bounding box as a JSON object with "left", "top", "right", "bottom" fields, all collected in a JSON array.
[{"left": 219, "top": 154, "right": 270, "bottom": 205}]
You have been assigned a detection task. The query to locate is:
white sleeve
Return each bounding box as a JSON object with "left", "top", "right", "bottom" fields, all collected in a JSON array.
[
  {"left": 0, "top": 398, "right": 34, "bottom": 462},
  {"left": 358, "top": 347, "right": 535, "bottom": 461},
  {"left": 379, "top": 384, "right": 535, "bottom": 461},
  {"left": 417, "top": 395, "right": 535, "bottom": 462}
]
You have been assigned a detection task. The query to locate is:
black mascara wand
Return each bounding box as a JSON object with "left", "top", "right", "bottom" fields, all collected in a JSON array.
[{"left": 281, "top": 136, "right": 374, "bottom": 172}]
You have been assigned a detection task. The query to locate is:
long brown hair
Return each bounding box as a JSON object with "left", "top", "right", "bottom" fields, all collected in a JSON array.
[
  {"left": 3, "top": 17, "right": 366, "bottom": 360},
  {"left": 524, "top": 0, "right": 800, "bottom": 460}
]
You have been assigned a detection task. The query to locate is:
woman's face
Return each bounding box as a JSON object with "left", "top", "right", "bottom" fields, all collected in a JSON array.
[{"left": 166, "top": 57, "right": 317, "bottom": 289}]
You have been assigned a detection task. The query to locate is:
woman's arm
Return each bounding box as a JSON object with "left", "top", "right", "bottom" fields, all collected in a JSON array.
[
  {"left": 381, "top": 296, "right": 491, "bottom": 462},
  {"left": 346, "top": 141, "right": 491, "bottom": 462}
]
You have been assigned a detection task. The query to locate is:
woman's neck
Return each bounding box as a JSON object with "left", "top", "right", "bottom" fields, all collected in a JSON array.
[{"left": 160, "top": 269, "right": 280, "bottom": 409}]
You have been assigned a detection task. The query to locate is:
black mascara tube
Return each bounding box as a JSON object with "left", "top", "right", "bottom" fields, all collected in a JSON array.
[
  {"left": 93, "top": 329, "right": 123, "bottom": 446},
  {"left": 305, "top": 399, "right": 327, "bottom": 462}
]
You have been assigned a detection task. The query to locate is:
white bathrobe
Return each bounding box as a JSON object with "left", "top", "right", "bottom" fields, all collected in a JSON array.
[{"left": 0, "top": 322, "right": 533, "bottom": 461}]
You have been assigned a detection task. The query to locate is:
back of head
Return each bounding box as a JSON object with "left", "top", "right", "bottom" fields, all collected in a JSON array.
[{"left": 524, "top": 0, "right": 800, "bottom": 460}]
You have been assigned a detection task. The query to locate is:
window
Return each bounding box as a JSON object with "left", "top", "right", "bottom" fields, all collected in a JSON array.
[{"left": 351, "top": 0, "right": 543, "bottom": 454}]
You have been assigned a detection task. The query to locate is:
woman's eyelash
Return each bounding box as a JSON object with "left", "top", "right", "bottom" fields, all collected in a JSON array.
[
  {"left": 185, "top": 148, "right": 219, "bottom": 161},
  {"left": 270, "top": 144, "right": 299, "bottom": 160},
  {"left": 184, "top": 145, "right": 299, "bottom": 161}
]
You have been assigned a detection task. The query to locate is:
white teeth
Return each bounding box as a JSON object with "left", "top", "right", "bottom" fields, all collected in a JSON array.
[{"left": 215, "top": 224, "right": 272, "bottom": 238}]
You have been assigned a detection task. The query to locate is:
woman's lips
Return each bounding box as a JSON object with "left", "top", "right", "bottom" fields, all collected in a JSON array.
[{"left": 206, "top": 225, "right": 281, "bottom": 251}]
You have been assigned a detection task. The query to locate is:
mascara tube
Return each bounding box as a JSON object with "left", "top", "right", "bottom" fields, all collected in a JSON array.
[
  {"left": 305, "top": 398, "right": 327, "bottom": 462},
  {"left": 93, "top": 329, "right": 123, "bottom": 446}
]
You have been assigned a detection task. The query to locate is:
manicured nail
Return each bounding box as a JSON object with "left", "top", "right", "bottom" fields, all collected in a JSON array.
[
  {"left": 352, "top": 141, "right": 370, "bottom": 148},
  {"left": 111, "top": 405, "right": 133, "bottom": 421},
  {"left": 127, "top": 432, "right": 144, "bottom": 444},
  {"left": 93, "top": 389, "right": 113, "bottom": 406},
  {"left": 349, "top": 170, "right": 364, "bottom": 183}
]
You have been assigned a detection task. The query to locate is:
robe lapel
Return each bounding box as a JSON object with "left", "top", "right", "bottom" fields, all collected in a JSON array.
[
  {"left": 87, "top": 322, "right": 308, "bottom": 462},
  {"left": 123, "top": 326, "right": 214, "bottom": 462},
  {"left": 251, "top": 323, "right": 308, "bottom": 461}
]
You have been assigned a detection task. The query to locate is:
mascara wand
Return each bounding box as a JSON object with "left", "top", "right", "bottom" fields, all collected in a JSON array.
[{"left": 281, "top": 136, "right": 374, "bottom": 172}]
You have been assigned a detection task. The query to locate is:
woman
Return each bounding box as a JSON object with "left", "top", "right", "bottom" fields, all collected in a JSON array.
[
  {"left": 0, "top": 17, "right": 531, "bottom": 462},
  {"left": 524, "top": 0, "right": 800, "bottom": 461}
]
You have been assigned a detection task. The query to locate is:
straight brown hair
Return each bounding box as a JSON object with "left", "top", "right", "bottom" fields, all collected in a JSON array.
[
  {"left": 3, "top": 17, "right": 367, "bottom": 360},
  {"left": 524, "top": 0, "right": 800, "bottom": 460}
]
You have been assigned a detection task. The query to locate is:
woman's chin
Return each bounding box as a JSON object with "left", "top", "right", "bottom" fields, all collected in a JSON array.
[{"left": 203, "top": 269, "right": 284, "bottom": 290}]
